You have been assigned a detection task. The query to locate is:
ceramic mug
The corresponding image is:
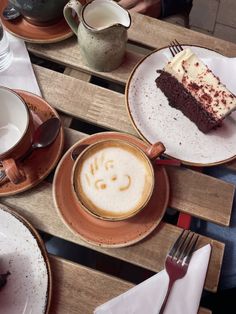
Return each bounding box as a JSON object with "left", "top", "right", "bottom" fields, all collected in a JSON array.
[
  {"left": 9, "top": 0, "right": 69, "bottom": 26},
  {"left": 64, "top": 0, "right": 131, "bottom": 72},
  {"left": 72, "top": 138, "right": 165, "bottom": 221},
  {"left": 0, "top": 87, "right": 34, "bottom": 184}
]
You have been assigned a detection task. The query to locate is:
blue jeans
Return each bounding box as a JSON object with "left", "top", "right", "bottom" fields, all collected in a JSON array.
[
  {"left": 191, "top": 166, "right": 236, "bottom": 290},
  {"left": 161, "top": 0, "right": 192, "bottom": 17}
]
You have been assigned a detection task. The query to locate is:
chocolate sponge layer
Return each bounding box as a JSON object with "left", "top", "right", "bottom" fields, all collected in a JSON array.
[{"left": 155, "top": 71, "right": 221, "bottom": 133}]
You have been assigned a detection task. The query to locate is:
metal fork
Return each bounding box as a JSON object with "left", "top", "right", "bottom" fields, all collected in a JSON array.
[
  {"left": 169, "top": 39, "right": 184, "bottom": 56},
  {"left": 159, "top": 230, "right": 199, "bottom": 314}
]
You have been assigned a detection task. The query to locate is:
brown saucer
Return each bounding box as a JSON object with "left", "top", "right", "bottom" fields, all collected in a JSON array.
[
  {"left": 53, "top": 132, "right": 169, "bottom": 248},
  {"left": 0, "top": 90, "right": 64, "bottom": 196},
  {"left": 0, "top": 0, "right": 73, "bottom": 43}
]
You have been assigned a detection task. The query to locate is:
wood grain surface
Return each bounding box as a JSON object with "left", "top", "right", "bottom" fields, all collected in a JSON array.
[
  {"left": 0, "top": 129, "right": 225, "bottom": 293},
  {"left": 3, "top": 11, "right": 235, "bottom": 314},
  {"left": 49, "top": 255, "right": 212, "bottom": 314}
]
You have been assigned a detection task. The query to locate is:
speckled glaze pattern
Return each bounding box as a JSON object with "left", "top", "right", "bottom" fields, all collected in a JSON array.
[
  {"left": 0, "top": 87, "right": 35, "bottom": 184},
  {"left": 0, "top": 204, "right": 51, "bottom": 314},
  {"left": 53, "top": 132, "right": 169, "bottom": 248},
  {"left": 0, "top": 0, "right": 73, "bottom": 44},
  {"left": 64, "top": 0, "right": 131, "bottom": 72},
  {"left": 9, "top": 0, "right": 68, "bottom": 25},
  {"left": 0, "top": 90, "right": 64, "bottom": 196},
  {"left": 78, "top": 25, "right": 127, "bottom": 72},
  {"left": 126, "top": 45, "right": 236, "bottom": 166}
]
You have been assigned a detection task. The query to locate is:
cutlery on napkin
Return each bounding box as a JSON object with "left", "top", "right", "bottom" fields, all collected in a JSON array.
[{"left": 94, "top": 244, "right": 211, "bottom": 314}]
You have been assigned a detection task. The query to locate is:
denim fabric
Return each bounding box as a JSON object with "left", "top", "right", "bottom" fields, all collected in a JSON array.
[
  {"left": 161, "top": 0, "right": 192, "bottom": 17},
  {"left": 191, "top": 167, "right": 236, "bottom": 290}
]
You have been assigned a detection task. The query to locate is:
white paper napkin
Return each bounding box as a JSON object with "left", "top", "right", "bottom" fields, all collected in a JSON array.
[
  {"left": 0, "top": 31, "right": 41, "bottom": 96},
  {"left": 94, "top": 244, "right": 211, "bottom": 314}
]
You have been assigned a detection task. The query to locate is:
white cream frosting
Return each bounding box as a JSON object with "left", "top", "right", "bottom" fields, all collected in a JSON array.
[{"left": 164, "top": 48, "right": 236, "bottom": 120}]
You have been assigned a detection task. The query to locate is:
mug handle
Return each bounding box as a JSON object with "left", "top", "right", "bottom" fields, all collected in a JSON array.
[
  {"left": 63, "top": 0, "right": 83, "bottom": 35},
  {"left": 1, "top": 158, "right": 25, "bottom": 184},
  {"left": 145, "top": 142, "right": 166, "bottom": 160}
]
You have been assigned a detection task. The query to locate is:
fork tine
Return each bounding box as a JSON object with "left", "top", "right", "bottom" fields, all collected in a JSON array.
[
  {"left": 177, "top": 231, "right": 194, "bottom": 261},
  {"left": 184, "top": 234, "right": 199, "bottom": 264},
  {"left": 169, "top": 39, "right": 184, "bottom": 57},
  {"left": 177, "top": 232, "right": 199, "bottom": 264},
  {"left": 168, "top": 230, "right": 198, "bottom": 262},
  {"left": 173, "top": 39, "right": 184, "bottom": 52},
  {"left": 170, "top": 41, "right": 180, "bottom": 55},
  {"left": 168, "top": 229, "right": 186, "bottom": 257},
  {"left": 169, "top": 44, "right": 175, "bottom": 57}
]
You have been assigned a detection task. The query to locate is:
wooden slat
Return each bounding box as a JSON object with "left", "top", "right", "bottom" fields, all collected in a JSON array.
[
  {"left": 34, "top": 64, "right": 135, "bottom": 133},
  {"left": 167, "top": 167, "right": 234, "bottom": 226},
  {"left": 28, "top": 37, "right": 142, "bottom": 84},
  {"left": 0, "top": 129, "right": 224, "bottom": 292},
  {"left": 27, "top": 13, "right": 236, "bottom": 85},
  {"left": 49, "top": 255, "right": 211, "bottom": 314},
  {"left": 128, "top": 12, "right": 236, "bottom": 56},
  {"left": 33, "top": 65, "right": 235, "bottom": 226},
  {"left": 59, "top": 68, "right": 92, "bottom": 127},
  {"left": 63, "top": 67, "right": 91, "bottom": 82}
]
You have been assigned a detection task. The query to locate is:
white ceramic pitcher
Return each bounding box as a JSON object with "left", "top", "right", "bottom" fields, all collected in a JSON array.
[{"left": 63, "top": 0, "right": 131, "bottom": 72}]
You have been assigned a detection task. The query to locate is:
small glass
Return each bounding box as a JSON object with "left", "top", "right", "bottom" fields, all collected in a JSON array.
[{"left": 0, "top": 23, "right": 13, "bottom": 72}]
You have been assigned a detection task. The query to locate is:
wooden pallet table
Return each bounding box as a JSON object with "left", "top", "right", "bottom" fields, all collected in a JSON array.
[{"left": 1, "top": 11, "right": 236, "bottom": 314}]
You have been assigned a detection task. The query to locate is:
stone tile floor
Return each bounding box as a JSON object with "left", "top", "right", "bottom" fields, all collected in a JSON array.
[{"left": 164, "top": 0, "right": 236, "bottom": 45}]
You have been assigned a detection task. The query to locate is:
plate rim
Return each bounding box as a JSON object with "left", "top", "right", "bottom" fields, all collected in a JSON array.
[
  {"left": 0, "top": 0, "right": 73, "bottom": 44},
  {"left": 125, "top": 44, "right": 236, "bottom": 167},
  {"left": 0, "top": 203, "right": 52, "bottom": 314}
]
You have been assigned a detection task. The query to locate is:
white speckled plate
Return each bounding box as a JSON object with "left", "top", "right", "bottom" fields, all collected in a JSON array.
[
  {"left": 0, "top": 204, "right": 51, "bottom": 314},
  {"left": 126, "top": 45, "right": 236, "bottom": 166}
]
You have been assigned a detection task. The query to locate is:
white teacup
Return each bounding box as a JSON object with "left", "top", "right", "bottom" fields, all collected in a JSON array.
[
  {"left": 72, "top": 139, "right": 165, "bottom": 221},
  {"left": 0, "top": 87, "right": 34, "bottom": 184}
]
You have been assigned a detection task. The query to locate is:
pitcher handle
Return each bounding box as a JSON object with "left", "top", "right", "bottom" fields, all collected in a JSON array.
[{"left": 63, "top": 0, "right": 82, "bottom": 35}]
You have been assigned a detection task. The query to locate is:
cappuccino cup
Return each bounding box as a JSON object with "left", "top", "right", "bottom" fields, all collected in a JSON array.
[
  {"left": 9, "top": 0, "right": 69, "bottom": 26},
  {"left": 0, "top": 87, "right": 34, "bottom": 184},
  {"left": 72, "top": 139, "right": 165, "bottom": 221}
]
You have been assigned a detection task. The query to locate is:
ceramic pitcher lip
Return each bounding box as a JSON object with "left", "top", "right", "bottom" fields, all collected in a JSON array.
[{"left": 81, "top": 0, "right": 131, "bottom": 32}]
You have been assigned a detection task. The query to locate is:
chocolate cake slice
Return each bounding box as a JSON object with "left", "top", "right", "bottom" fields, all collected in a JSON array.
[{"left": 155, "top": 48, "right": 236, "bottom": 133}]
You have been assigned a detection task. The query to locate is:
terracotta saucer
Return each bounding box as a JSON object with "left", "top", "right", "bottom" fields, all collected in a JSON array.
[
  {"left": 0, "top": 90, "right": 64, "bottom": 196},
  {"left": 0, "top": 0, "right": 73, "bottom": 43},
  {"left": 53, "top": 132, "right": 169, "bottom": 248}
]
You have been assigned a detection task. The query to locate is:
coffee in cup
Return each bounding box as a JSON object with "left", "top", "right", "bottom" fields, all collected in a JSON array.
[
  {"left": 0, "top": 86, "right": 34, "bottom": 184},
  {"left": 72, "top": 139, "right": 165, "bottom": 220},
  {"left": 9, "top": 0, "right": 69, "bottom": 26}
]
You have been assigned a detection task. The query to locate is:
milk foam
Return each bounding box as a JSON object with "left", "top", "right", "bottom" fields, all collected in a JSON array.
[
  {"left": 0, "top": 123, "right": 21, "bottom": 154},
  {"left": 79, "top": 146, "right": 152, "bottom": 216},
  {"left": 85, "top": 6, "right": 120, "bottom": 29}
]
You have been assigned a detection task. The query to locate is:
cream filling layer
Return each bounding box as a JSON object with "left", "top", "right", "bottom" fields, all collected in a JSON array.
[{"left": 164, "top": 48, "right": 236, "bottom": 120}]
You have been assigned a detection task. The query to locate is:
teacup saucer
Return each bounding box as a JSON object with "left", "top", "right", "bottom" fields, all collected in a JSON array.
[
  {"left": 0, "top": 90, "right": 64, "bottom": 196},
  {"left": 0, "top": 0, "right": 73, "bottom": 43},
  {"left": 53, "top": 132, "right": 169, "bottom": 248}
]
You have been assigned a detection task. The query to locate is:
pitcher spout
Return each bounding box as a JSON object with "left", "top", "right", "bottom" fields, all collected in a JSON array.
[{"left": 82, "top": 0, "right": 131, "bottom": 31}]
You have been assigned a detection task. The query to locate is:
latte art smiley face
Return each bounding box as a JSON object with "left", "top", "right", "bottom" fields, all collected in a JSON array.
[
  {"left": 86, "top": 155, "right": 132, "bottom": 192},
  {"left": 74, "top": 140, "right": 154, "bottom": 220}
]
